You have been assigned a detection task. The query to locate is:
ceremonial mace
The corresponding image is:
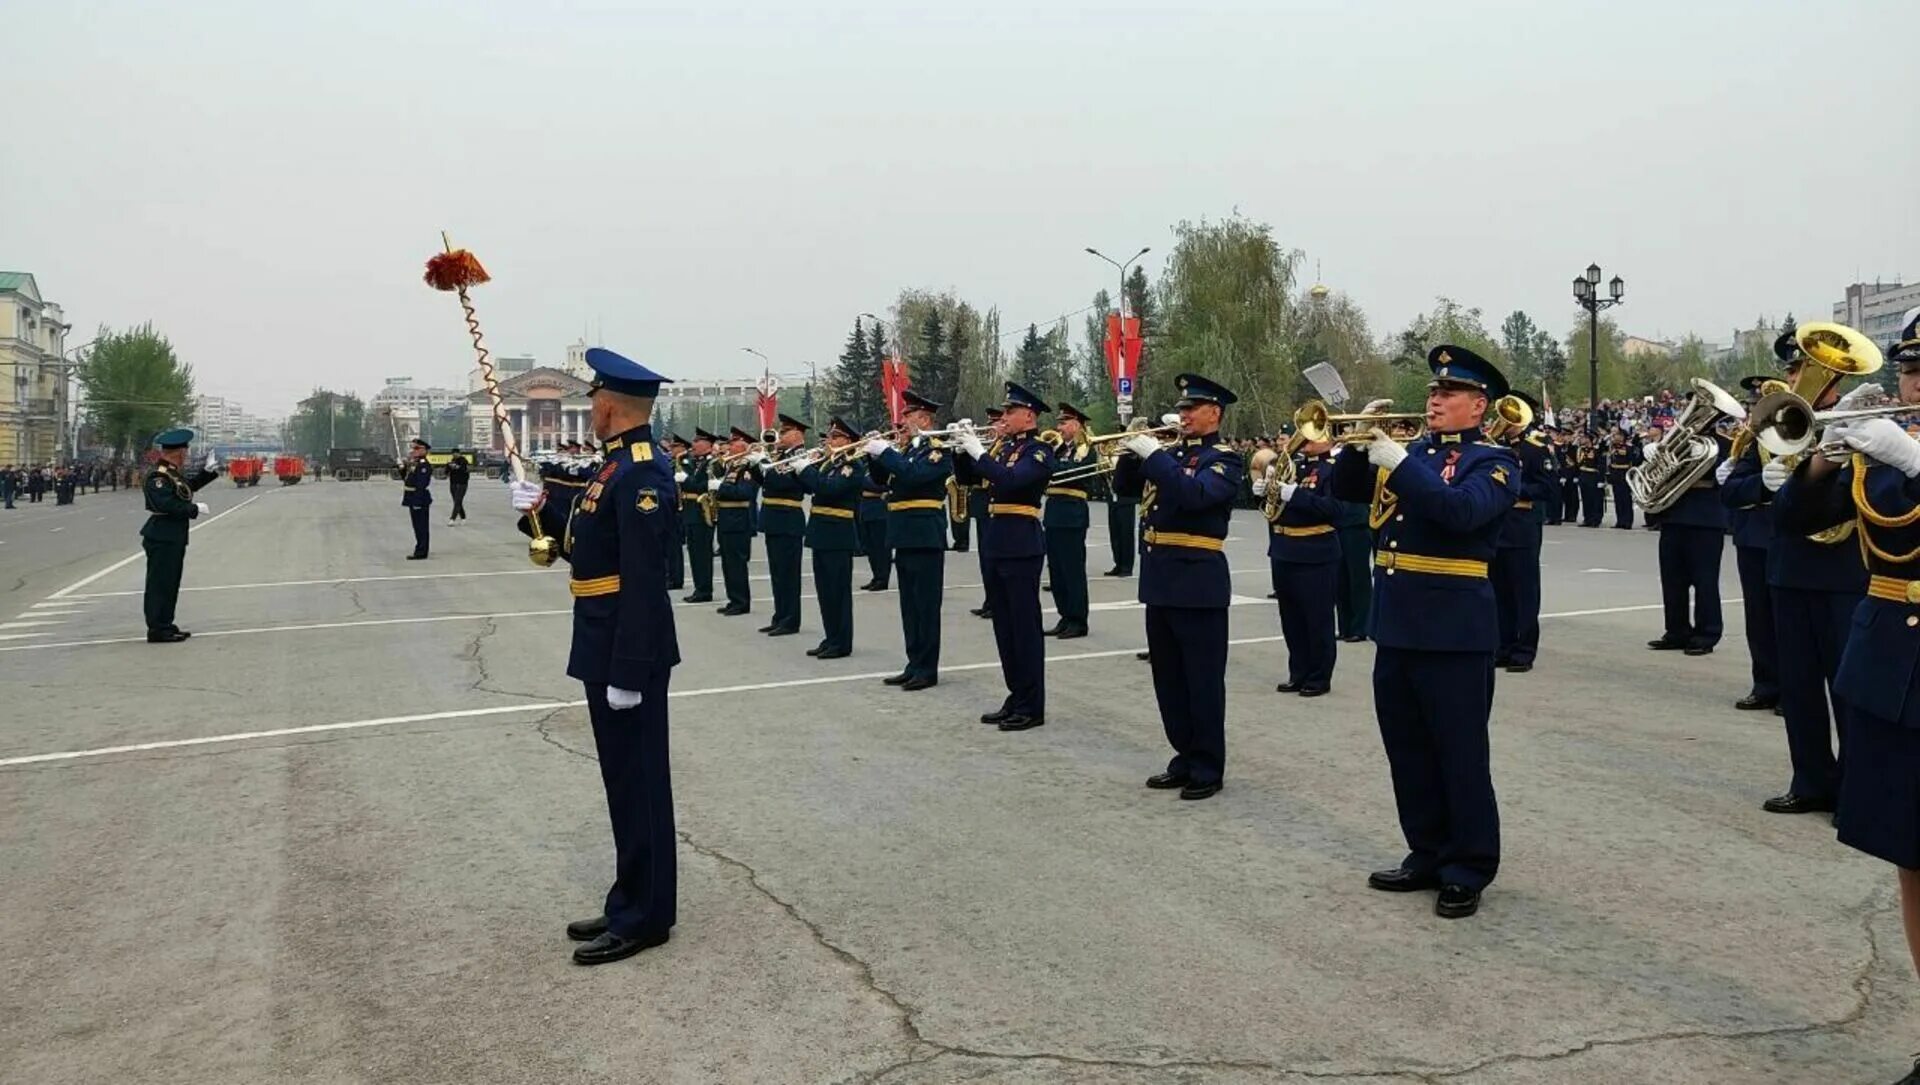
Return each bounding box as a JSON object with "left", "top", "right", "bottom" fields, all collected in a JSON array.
[{"left": 423, "top": 234, "right": 557, "bottom": 566}]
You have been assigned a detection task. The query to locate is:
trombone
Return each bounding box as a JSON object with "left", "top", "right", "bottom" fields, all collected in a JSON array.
[{"left": 1049, "top": 419, "right": 1183, "bottom": 484}]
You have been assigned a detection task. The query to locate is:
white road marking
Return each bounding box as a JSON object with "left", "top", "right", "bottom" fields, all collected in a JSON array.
[
  {"left": 1582, "top": 567, "right": 1625, "bottom": 574},
  {"left": 29, "top": 601, "right": 87, "bottom": 610},
  {"left": 66, "top": 567, "right": 555, "bottom": 599},
  {"left": 45, "top": 494, "right": 265, "bottom": 600},
  {"left": 0, "top": 619, "right": 63, "bottom": 630},
  {"left": 48, "top": 526, "right": 62, "bottom": 533},
  {"left": 0, "top": 636, "right": 1293, "bottom": 768}
]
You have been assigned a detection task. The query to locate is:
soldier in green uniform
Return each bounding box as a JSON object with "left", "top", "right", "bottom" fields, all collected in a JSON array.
[
  {"left": 752, "top": 415, "right": 811, "bottom": 636},
  {"left": 967, "top": 408, "right": 1003, "bottom": 620},
  {"left": 1043, "top": 403, "right": 1096, "bottom": 639},
  {"left": 799, "top": 417, "right": 864, "bottom": 658},
  {"left": 678, "top": 428, "right": 718, "bottom": 603},
  {"left": 141, "top": 428, "right": 220, "bottom": 644},
  {"left": 710, "top": 427, "right": 762, "bottom": 616}
]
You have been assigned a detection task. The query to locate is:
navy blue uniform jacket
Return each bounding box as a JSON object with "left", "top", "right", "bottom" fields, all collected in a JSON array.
[
  {"left": 868, "top": 437, "right": 954, "bottom": 550},
  {"left": 954, "top": 430, "right": 1053, "bottom": 559},
  {"left": 1267, "top": 453, "right": 1341, "bottom": 564},
  {"left": 1112, "top": 434, "right": 1243, "bottom": 608}
]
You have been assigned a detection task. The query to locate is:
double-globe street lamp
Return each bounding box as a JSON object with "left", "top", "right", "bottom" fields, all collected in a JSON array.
[{"left": 1573, "top": 263, "right": 1625, "bottom": 434}]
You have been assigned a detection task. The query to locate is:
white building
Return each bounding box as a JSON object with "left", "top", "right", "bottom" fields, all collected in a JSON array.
[
  {"left": 1833, "top": 281, "right": 1920, "bottom": 348},
  {"left": 191, "top": 395, "right": 281, "bottom": 447},
  {"left": 0, "top": 272, "right": 70, "bottom": 463},
  {"left": 371, "top": 376, "right": 468, "bottom": 414},
  {"left": 468, "top": 354, "right": 536, "bottom": 394}
]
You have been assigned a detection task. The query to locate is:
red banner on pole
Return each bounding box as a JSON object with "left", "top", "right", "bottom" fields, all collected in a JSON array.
[
  {"left": 881, "top": 357, "right": 911, "bottom": 424},
  {"left": 1104, "top": 312, "right": 1142, "bottom": 397},
  {"left": 754, "top": 372, "right": 780, "bottom": 433}
]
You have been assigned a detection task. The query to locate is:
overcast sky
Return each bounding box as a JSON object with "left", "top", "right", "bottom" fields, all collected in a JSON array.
[{"left": 6, "top": 1, "right": 1913, "bottom": 416}]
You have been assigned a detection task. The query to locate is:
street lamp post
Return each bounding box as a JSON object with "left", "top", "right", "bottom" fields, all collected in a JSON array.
[
  {"left": 1572, "top": 263, "right": 1626, "bottom": 434},
  {"left": 1085, "top": 245, "right": 1151, "bottom": 424}
]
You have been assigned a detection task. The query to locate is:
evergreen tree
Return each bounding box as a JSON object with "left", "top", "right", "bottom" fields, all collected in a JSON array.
[
  {"left": 1014, "top": 324, "right": 1051, "bottom": 401},
  {"left": 915, "top": 309, "right": 959, "bottom": 411},
  {"left": 1125, "top": 264, "right": 1156, "bottom": 400},
  {"left": 861, "top": 320, "right": 887, "bottom": 426}
]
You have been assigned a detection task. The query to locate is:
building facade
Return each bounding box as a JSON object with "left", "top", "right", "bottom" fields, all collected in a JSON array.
[
  {"left": 1833, "top": 281, "right": 1920, "bottom": 348},
  {"left": 0, "top": 272, "right": 70, "bottom": 464},
  {"left": 466, "top": 367, "right": 776, "bottom": 452},
  {"left": 192, "top": 395, "right": 281, "bottom": 447}
]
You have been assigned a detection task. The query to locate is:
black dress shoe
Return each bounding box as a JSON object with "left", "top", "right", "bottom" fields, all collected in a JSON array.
[
  {"left": 1056, "top": 625, "right": 1088, "bottom": 639},
  {"left": 566, "top": 915, "right": 609, "bottom": 942},
  {"left": 975, "top": 609, "right": 993, "bottom": 620},
  {"left": 1339, "top": 634, "right": 1368, "bottom": 643},
  {"left": 900, "top": 676, "right": 937, "bottom": 691},
  {"left": 571, "top": 929, "right": 669, "bottom": 966},
  {"left": 806, "top": 646, "right": 824, "bottom": 657},
  {"left": 859, "top": 582, "right": 888, "bottom": 592},
  {"left": 1683, "top": 643, "right": 1714, "bottom": 656},
  {"left": 1299, "top": 686, "right": 1331, "bottom": 698},
  {"left": 1145, "top": 771, "right": 1189, "bottom": 789},
  {"left": 1734, "top": 694, "right": 1778, "bottom": 711},
  {"left": 1891, "top": 1057, "right": 1920, "bottom": 1085},
  {"left": 1135, "top": 651, "right": 1151, "bottom": 662},
  {"left": 1275, "top": 680, "right": 1304, "bottom": 694},
  {"left": 1041, "top": 583, "right": 1051, "bottom": 592},
  {"left": 146, "top": 630, "right": 189, "bottom": 644},
  {"left": 1104, "top": 568, "right": 1131, "bottom": 577},
  {"left": 1179, "top": 781, "right": 1222, "bottom": 801},
  {"left": 814, "top": 648, "right": 849, "bottom": 660},
  {"left": 882, "top": 673, "right": 911, "bottom": 686},
  {"left": 1762, "top": 792, "right": 1836, "bottom": 815},
  {"left": 1492, "top": 657, "right": 1512, "bottom": 669},
  {"left": 681, "top": 593, "right": 712, "bottom": 603},
  {"left": 767, "top": 626, "right": 798, "bottom": 637},
  {"left": 1647, "top": 637, "right": 1687, "bottom": 650},
  {"left": 980, "top": 707, "right": 1013, "bottom": 724},
  {"left": 1435, "top": 884, "right": 1481, "bottom": 919},
  {"left": 406, "top": 553, "right": 427, "bottom": 560},
  {"left": 998, "top": 714, "right": 1045, "bottom": 732},
  {"left": 1504, "top": 662, "right": 1533, "bottom": 674},
  {"left": 757, "top": 623, "right": 776, "bottom": 633},
  {"left": 1043, "top": 622, "right": 1065, "bottom": 637},
  {"left": 969, "top": 606, "right": 987, "bottom": 617},
  {"left": 1367, "top": 867, "right": 1440, "bottom": 893}
]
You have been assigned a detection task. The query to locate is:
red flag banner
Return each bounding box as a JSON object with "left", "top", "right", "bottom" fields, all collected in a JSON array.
[
  {"left": 1104, "top": 312, "right": 1142, "bottom": 398},
  {"left": 881, "top": 357, "right": 911, "bottom": 424},
  {"left": 755, "top": 373, "right": 781, "bottom": 433}
]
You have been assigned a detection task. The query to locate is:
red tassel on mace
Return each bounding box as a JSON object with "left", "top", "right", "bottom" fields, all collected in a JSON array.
[{"left": 424, "top": 249, "right": 490, "bottom": 292}]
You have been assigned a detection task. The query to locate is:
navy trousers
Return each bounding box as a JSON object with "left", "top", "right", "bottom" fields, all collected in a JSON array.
[
  {"left": 142, "top": 539, "right": 186, "bottom": 632},
  {"left": 684, "top": 520, "right": 714, "bottom": 595},
  {"left": 1373, "top": 645, "right": 1500, "bottom": 890},
  {"left": 984, "top": 553, "right": 1046, "bottom": 716},
  {"left": 719, "top": 532, "right": 752, "bottom": 611},
  {"left": 1734, "top": 545, "right": 1778, "bottom": 701},
  {"left": 584, "top": 677, "right": 677, "bottom": 939},
  {"left": 408, "top": 506, "right": 430, "bottom": 557},
  {"left": 1610, "top": 478, "right": 1635, "bottom": 528},
  {"left": 1046, "top": 526, "right": 1089, "bottom": 628},
  {"left": 1272, "top": 558, "right": 1338, "bottom": 689},
  {"left": 1106, "top": 500, "right": 1136, "bottom": 574},
  {"left": 766, "top": 535, "right": 803, "bottom": 631},
  {"left": 861, "top": 517, "right": 891, "bottom": 587},
  {"left": 894, "top": 548, "right": 944, "bottom": 679},
  {"left": 951, "top": 509, "right": 971, "bottom": 551},
  {"left": 1658, "top": 524, "right": 1724, "bottom": 646},
  {"left": 812, "top": 548, "right": 853, "bottom": 654},
  {"left": 1560, "top": 477, "right": 1580, "bottom": 524},
  {"left": 1145, "top": 605, "right": 1228, "bottom": 786},
  {"left": 665, "top": 522, "right": 685, "bottom": 590},
  {"left": 1492, "top": 544, "right": 1542, "bottom": 666},
  {"left": 1334, "top": 526, "right": 1373, "bottom": 639},
  {"left": 1771, "top": 586, "right": 1854, "bottom": 801},
  {"left": 1579, "top": 478, "right": 1605, "bottom": 526}
]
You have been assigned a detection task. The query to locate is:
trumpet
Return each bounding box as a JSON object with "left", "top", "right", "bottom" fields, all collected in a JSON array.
[
  {"left": 1745, "top": 323, "right": 1888, "bottom": 459},
  {"left": 1049, "top": 420, "right": 1183, "bottom": 485},
  {"left": 712, "top": 427, "right": 780, "bottom": 469},
  {"left": 1294, "top": 399, "right": 1425, "bottom": 445}
]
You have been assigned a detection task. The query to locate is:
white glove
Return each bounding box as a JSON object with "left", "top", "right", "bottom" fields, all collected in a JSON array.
[
  {"left": 864, "top": 438, "right": 891, "bottom": 458},
  {"left": 1714, "top": 460, "right": 1734, "bottom": 485},
  {"left": 1835, "top": 383, "right": 1882, "bottom": 411},
  {"left": 748, "top": 449, "right": 768, "bottom": 464},
  {"left": 1361, "top": 398, "right": 1395, "bottom": 415},
  {"left": 1278, "top": 481, "right": 1298, "bottom": 503},
  {"left": 673, "top": 471, "right": 688, "bottom": 484},
  {"left": 1160, "top": 413, "right": 1181, "bottom": 427},
  {"left": 1760, "top": 458, "right": 1791, "bottom": 492},
  {"left": 707, "top": 478, "right": 723, "bottom": 492},
  {"left": 1366, "top": 429, "right": 1407, "bottom": 471},
  {"left": 1122, "top": 433, "right": 1162, "bottom": 460},
  {"left": 194, "top": 501, "right": 210, "bottom": 517},
  {"left": 204, "top": 451, "right": 218, "bottom": 471},
  {"left": 1250, "top": 476, "right": 1267, "bottom": 496},
  {"left": 1842, "top": 418, "right": 1920, "bottom": 477},
  {"left": 606, "top": 687, "right": 643, "bottom": 710},
  {"left": 508, "top": 480, "right": 544, "bottom": 511},
  {"left": 957, "top": 432, "right": 986, "bottom": 459},
  {"left": 1642, "top": 442, "right": 1659, "bottom": 461}
]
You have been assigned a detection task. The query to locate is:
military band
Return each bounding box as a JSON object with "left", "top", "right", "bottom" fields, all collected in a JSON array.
[
  {"left": 1254, "top": 431, "right": 1341, "bottom": 695},
  {"left": 677, "top": 428, "right": 718, "bottom": 603},
  {"left": 1491, "top": 392, "right": 1549, "bottom": 673},
  {"left": 1043, "top": 404, "right": 1095, "bottom": 639},
  {"left": 1721, "top": 375, "right": 1781, "bottom": 712},
  {"left": 753, "top": 415, "right": 811, "bottom": 637},
  {"left": 867, "top": 390, "right": 952, "bottom": 690},
  {"left": 711, "top": 427, "right": 761, "bottom": 616},
  {"left": 798, "top": 418, "right": 863, "bottom": 659}
]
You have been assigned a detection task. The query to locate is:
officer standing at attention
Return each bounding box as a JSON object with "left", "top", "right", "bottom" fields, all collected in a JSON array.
[
  {"left": 711, "top": 428, "right": 763, "bottom": 616},
  {"left": 798, "top": 418, "right": 863, "bottom": 659},
  {"left": 660, "top": 435, "right": 688, "bottom": 592},
  {"left": 1331, "top": 346, "right": 1520, "bottom": 919},
  {"left": 857, "top": 426, "right": 893, "bottom": 593},
  {"left": 446, "top": 449, "right": 471, "bottom": 524},
  {"left": 1719, "top": 374, "right": 1785, "bottom": 713},
  {"left": 1112, "top": 373, "right": 1243, "bottom": 801},
  {"left": 1492, "top": 392, "right": 1551, "bottom": 673},
  {"left": 402, "top": 438, "right": 433, "bottom": 560},
  {"left": 967, "top": 408, "right": 1004, "bottom": 620},
  {"left": 752, "top": 415, "right": 811, "bottom": 637},
  {"left": 1646, "top": 420, "right": 1730, "bottom": 658},
  {"left": 955, "top": 382, "right": 1056, "bottom": 731},
  {"left": 1043, "top": 403, "right": 1096, "bottom": 639},
  {"left": 1606, "top": 422, "right": 1641, "bottom": 529},
  {"left": 678, "top": 429, "right": 718, "bottom": 603},
  {"left": 864, "top": 390, "right": 953, "bottom": 691},
  {"left": 1576, "top": 434, "right": 1605, "bottom": 527},
  {"left": 1254, "top": 430, "right": 1342, "bottom": 696},
  {"left": 141, "top": 428, "right": 219, "bottom": 644},
  {"left": 506, "top": 347, "right": 680, "bottom": 966}
]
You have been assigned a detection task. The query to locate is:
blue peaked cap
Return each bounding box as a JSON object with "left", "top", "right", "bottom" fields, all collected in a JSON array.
[
  {"left": 1428, "top": 345, "right": 1510, "bottom": 400},
  {"left": 1174, "top": 372, "right": 1238, "bottom": 407},
  {"left": 154, "top": 427, "right": 196, "bottom": 449},
  {"left": 584, "top": 347, "right": 671, "bottom": 398},
  {"left": 1002, "top": 381, "right": 1051, "bottom": 413}
]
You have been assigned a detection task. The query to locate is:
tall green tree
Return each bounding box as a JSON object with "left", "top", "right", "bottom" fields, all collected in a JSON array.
[
  {"left": 826, "top": 320, "right": 883, "bottom": 426},
  {"left": 287, "top": 388, "right": 366, "bottom": 459},
  {"left": 1125, "top": 264, "right": 1157, "bottom": 406},
  {"left": 1385, "top": 298, "right": 1505, "bottom": 409},
  {"left": 1153, "top": 215, "right": 1301, "bottom": 432},
  {"left": 1500, "top": 311, "right": 1542, "bottom": 388},
  {"left": 1013, "top": 324, "right": 1051, "bottom": 401},
  {"left": 892, "top": 290, "right": 983, "bottom": 417},
  {"left": 1296, "top": 286, "right": 1385, "bottom": 408},
  {"left": 77, "top": 323, "right": 195, "bottom": 454}
]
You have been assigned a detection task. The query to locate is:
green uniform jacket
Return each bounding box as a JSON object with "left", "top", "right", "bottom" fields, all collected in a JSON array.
[
  {"left": 714, "top": 463, "right": 759, "bottom": 536},
  {"left": 869, "top": 438, "right": 953, "bottom": 550},
  {"left": 140, "top": 463, "right": 217, "bottom": 545},
  {"left": 753, "top": 449, "right": 810, "bottom": 537},
  {"left": 1042, "top": 440, "right": 1097, "bottom": 530},
  {"left": 800, "top": 457, "right": 862, "bottom": 551}
]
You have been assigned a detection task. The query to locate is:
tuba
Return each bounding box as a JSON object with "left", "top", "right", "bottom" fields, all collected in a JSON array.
[
  {"left": 1483, "top": 394, "right": 1534, "bottom": 442},
  {"left": 1745, "top": 322, "right": 1887, "bottom": 459},
  {"left": 1626, "top": 377, "right": 1748, "bottom": 514}
]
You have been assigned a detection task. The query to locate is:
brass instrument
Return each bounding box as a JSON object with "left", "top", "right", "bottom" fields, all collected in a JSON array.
[
  {"left": 1483, "top": 394, "right": 1534, "bottom": 442},
  {"left": 1626, "top": 377, "right": 1748, "bottom": 513},
  {"left": 1746, "top": 322, "right": 1888, "bottom": 459},
  {"left": 1727, "top": 379, "right": 1791, "bottom": 462},
  {"left": 946, "top": 475, "right": 969, "bottom": 524},
  {"left": 1049, "top": 420, "right": 1183, "bottom": 485},
  {"left": 1295, "top": 398, "right": 1425, "bottom": 445}
]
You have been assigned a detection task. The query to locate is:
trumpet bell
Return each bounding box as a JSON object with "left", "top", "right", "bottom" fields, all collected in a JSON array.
[
  {"left": 1749, "top": 390, "right": 1816, "bottom": 458},
  {"left": 1293, "top": 400, "right": 1331, "bottom": 445},
  {"left": 1797, "top": 321, "right": 1884, "bottom": 378},
  {"left": 1484, "top": 394, "right": 1534, "bottom": 441}
]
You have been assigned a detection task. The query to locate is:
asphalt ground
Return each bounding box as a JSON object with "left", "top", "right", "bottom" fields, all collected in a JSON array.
[{"left": 1, "top": 478, "right": 1913, "bottom": 1084}]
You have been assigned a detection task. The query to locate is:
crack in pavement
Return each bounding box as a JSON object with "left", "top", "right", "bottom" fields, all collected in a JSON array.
[
  {"left": 459, "top": 616, "right": 552, "bottom": 702},
  {"left": 335, "top": 583, "right": 368, "bottom": 618},
  {"left": 530, "top": 727, "right": 1905, "bottom": 1084}
]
